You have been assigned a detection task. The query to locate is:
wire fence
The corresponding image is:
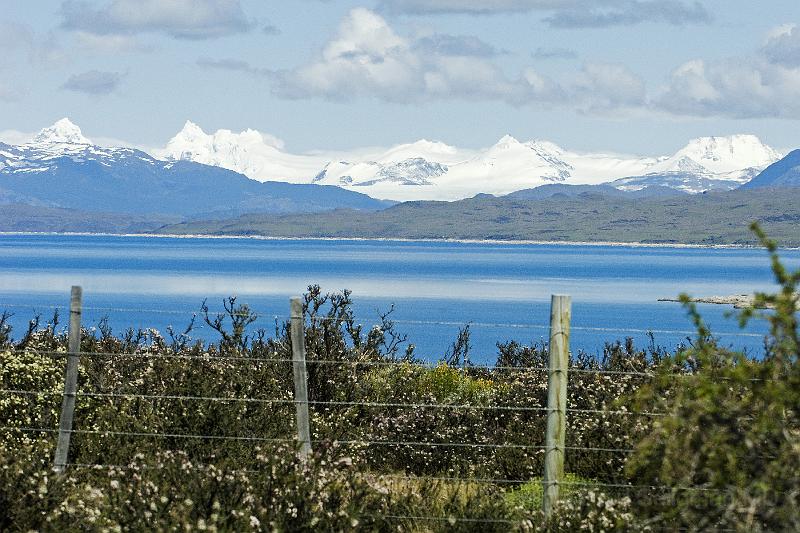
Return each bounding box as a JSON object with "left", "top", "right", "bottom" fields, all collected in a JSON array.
[
  {"left": 0, "top": 290, "right": 778, "bottom": 528},
  {"left": 0, "top": 351, "right": 746, "bottom": 473},
  {"left": 0, "top": 301, "right": 770, "bottom": 339}
]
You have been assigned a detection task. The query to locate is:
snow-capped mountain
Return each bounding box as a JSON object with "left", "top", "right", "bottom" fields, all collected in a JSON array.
[
  {"left": 161, "top": 121, "right": 325, "bottom": 183},
  {"left": 610, "top": 135, "right": 781, "bottom": 193},
  {"left": 0, "top": 118, "right": 149, "bottom": 178},
  {"left": 32, "top": 117, "right": 92, "bottom": 146},
  {"left": 654, "top": 135, "right": 780, "bottom": 177},
  {"left": 160, "top": 122, "right": 782, "bottom": 200},
  {"left": 0, "top": 119, "right": 392, "bottom": 217}
]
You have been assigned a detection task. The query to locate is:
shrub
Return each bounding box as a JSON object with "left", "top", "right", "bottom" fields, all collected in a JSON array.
[{"left": 627, "top": 224, "right": 800, "bottom": 531}]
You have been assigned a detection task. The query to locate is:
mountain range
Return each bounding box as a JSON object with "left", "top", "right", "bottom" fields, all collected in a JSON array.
[
  {"left": 160, "top": 121, "right": 782, "bottom": 200},
  {"left": 0, "top": 119, "right": 391, "bottom": 220},
  {"left": 1, "top": 118, "right": 798, "bottom": 239}
]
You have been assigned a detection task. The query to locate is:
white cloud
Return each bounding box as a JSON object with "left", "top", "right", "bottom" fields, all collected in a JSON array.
[
  {"left": 657, "top": 58, "right": 800, "bottom": 119},
  {"left": 762, "top": 24, "right": 800, "bottom": 67},
  {"left": 649, "top": 23, "right": 800, "bottom": 119},
  {"left": 576, "top": 62, "right": 646, "bottom": 111},
  {"left": 272, "top": 8, "right": 566, "bottom": 106},
  {"left": 273, "top": 8, "right": 425, "bottom": 102},
  {"left": 60, "top": 0, "right": 251, "bottom": 40},
  {"left": 267, "top": 10, "right": 800, "bottom": 121}
]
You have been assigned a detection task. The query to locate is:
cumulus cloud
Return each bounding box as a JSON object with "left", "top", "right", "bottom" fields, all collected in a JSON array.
[
  {"left": 59, "top": 0, "right": 251, "bottom": 40},
  {"left": 61, "top": 70, "right": 124, "bottom": 95},
  {"left": 274, "top": 9, "right": 422, "bottom": 102},
  {"left": 576, "top": 62, "right": 646, "bottom": 111},
  {"left": 271, "top": 8, "right": 566, "bottom": 106},
  {"left": 380, "top": 0, "right": 710, "bottom": 27},
  {"left": 656, "top": 57, "right": 800, "bottom": 119},
  {"left": 646, "top": 23, "right": 800, "bottom": 119},
  {"left": 762, "top": 24, "right": 800, "bottom": 67}
]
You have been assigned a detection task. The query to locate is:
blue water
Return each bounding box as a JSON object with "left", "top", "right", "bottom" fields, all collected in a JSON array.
[{"left": 1, "top": 234, "right": 798, "bottom": 364}]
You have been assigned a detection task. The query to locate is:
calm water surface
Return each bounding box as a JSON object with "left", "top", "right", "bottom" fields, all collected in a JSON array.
[{"left": 1, "top": 234, "right": 798, "bottom": 363}]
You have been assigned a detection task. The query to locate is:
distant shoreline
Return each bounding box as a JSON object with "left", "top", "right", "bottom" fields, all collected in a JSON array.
[{"left": 0, "top": 231, "right": 792, "bottom": 250}]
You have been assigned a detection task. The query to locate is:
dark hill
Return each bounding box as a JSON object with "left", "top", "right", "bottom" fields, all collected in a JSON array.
[
  {"left": 156, "top": 188, "right": 800, "bottom": 246},
  {"left": 741, "top": 149, "right": 800, "bottom": 189}
]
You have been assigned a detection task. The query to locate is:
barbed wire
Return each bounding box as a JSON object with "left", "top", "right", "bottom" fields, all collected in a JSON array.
[
  {"left": 0, "top": 426, "right": 58, "bottom": 433},
  {"left": 4, "top": 350, "right": 782, "bottom": 385},
  {"left": 381, "top": 514, "right": 521, "bottom": 525},
  {"left": 0, "top": 389, "right": 668, "bottom": 417},
  {"left": 0, "top": 426, "right": 629, "bottom": 453},
  {"left": 0, "top": 302, "right": 769, "bottom": 338},
  {"left": 306, "top": 314, "right": 766, "bottom": 338},
  {"left": 318, "top": 439, "right": 548, "bottom": 451},
  {"left": 0, "top": 388, "right": 62, "bottom": 396},
  {"left": 67, "top": 428, "right": 293, "bottom": 443},
  {"left": 0, "top": 302, "right": 274, "bottom": 318},
  {"left": 0, "top": 303, "right": 66, "bottom": 312}
]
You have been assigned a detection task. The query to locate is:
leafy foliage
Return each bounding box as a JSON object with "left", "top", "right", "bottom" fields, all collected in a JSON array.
[{"left": 627, "top": 223, "right": 800, "bottom": 531}]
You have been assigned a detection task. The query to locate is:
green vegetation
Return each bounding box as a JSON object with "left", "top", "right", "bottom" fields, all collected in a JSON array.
[
  {"left": 157, "top": 188, "right": 800, "bottom": 246},
  {"left": 626, "top": 224, "right": 800, "bottom": 530},
  {"left": 0, "top": 203, "right": 178, "bottom": 233},
  {"left": 1, "top": 225, "right": 798, "bottom": 530}
]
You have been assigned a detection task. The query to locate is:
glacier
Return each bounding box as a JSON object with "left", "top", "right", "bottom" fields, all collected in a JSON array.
[{"left": 157, "top": 122, "right": 782, "bottom": 201}]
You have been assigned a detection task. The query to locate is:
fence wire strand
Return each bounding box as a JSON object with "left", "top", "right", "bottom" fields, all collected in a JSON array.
[
  {"left": 0, "top": 388, "right": 668, "bottom": 416},
  {"left": 0, "top": 302, "right": 767, "bottom": 338}
]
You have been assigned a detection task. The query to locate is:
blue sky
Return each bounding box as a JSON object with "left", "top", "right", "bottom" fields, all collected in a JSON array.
[{"left": 2, "top": 0, "right": 800, "bottom": 154}]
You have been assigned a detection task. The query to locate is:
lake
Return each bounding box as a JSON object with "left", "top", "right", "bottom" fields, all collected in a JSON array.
[{"left": 1, "top": 234, "right": 797, "bottom": 364}]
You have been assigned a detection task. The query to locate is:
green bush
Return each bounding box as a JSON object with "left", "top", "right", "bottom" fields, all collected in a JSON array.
[{"left": 627, "top": 224, "right": 800, "bottom": 531}]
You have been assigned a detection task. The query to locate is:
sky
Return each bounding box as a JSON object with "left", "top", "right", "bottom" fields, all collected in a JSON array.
[{"left": 2, "top": 0, "right": 800, "bottom": 155}]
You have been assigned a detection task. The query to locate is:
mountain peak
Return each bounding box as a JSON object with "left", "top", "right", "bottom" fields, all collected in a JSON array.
[
  {"left": 495, "top": 134, "right": 521, "bottom": 147},
  {"left": 177, "top": 120, "right": 208, "bottom": 141},
  {"left": 31, "top": 118, "right": 91, "bottom": 145},
  {"left": 653, "top": 134, "right": 781, "bottom": 176}
]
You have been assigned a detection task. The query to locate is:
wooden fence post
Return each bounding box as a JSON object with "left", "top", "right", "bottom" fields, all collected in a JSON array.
[
  {"left": 290, "top": 297, "right": 312, "bottom": 458},
  {"left": 53, "top": 286, "right": 82, "bottom": 474},
  {"left": 542, "top": 294, "right": 571, "bottom": 518}
]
